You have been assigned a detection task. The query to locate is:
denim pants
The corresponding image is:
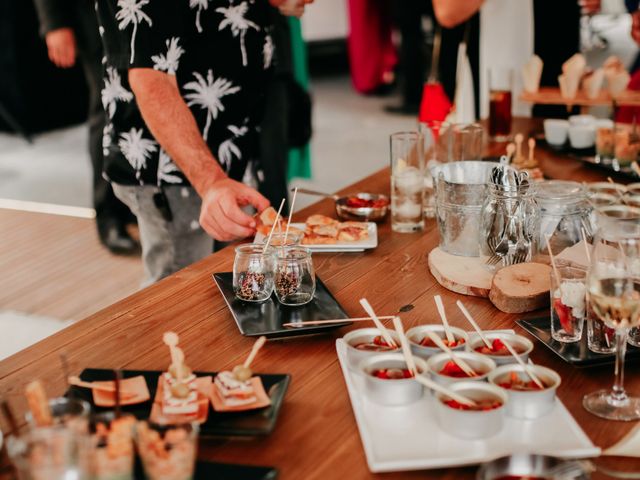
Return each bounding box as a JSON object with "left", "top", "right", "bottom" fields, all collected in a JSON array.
[{"left": 112, "top": 184, "right": 213, "bottom": 287}]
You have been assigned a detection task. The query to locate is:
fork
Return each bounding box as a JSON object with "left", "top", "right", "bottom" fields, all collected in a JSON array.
[{"left": 485, "top": 236, "right": 502, "bottom": 266}]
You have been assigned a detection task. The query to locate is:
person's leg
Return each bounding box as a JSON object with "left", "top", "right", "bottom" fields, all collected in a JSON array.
[{"left": 112, "top": 184, "right": 212, "bottom": 286}]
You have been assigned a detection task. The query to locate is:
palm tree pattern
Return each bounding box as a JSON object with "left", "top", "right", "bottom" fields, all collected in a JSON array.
[
  {"left": 157, "top": 149, "right": 183, "bottom": 185},
  {"left": 189, "top": 0, "right": 211, "bottom": 33},
  {"left": 101, "top": 67, "right": 134, "bottom": 119},
  {"left": 263, "top": 34, "right": 274, "bottom": 70},
  {"left": 183, "top": 70, "right": 241, "bottom": 141},
  {"left": 218, "top": 124, "right": 248, "bottom": 170},
  {"left": 115, "top": 0, "right": 153, "bottom": 63},
  {"left": 118, "top": 128, "right": 158, "bottom": 181},
  {"left": 151, "top": 37, "right": 185, "bottom": 74},
  {"left": 215, "top": 2, "right": 260, "bottom": 67}
]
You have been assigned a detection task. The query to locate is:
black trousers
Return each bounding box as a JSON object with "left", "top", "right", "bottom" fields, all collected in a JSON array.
[{"left": 74, "top": 1, "right": 132, "bottom": 228}]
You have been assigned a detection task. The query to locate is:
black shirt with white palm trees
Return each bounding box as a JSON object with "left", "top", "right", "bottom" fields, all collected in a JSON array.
[{"left": 96, "top": 0, "right": 274, "bottom": 186}]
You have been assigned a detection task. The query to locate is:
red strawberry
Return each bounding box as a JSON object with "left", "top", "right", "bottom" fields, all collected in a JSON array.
[{"left": 553, "top": 298, "right": 574, "bottom": 335}]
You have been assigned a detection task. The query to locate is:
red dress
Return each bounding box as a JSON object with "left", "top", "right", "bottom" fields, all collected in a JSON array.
[{"left": 346, "top": 0, "right": 397, "bottom": 94}]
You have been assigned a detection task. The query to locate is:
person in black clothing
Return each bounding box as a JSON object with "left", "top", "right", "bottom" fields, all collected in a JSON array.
[{"left": 32, "top": 0, "right": 137, "bottom": 254}]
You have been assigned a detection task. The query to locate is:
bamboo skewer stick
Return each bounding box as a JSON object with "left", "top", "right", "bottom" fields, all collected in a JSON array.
[
  {"left": 423, "top": 330, "right": 477, "bottom": 377},
  {"left": 282, "top": 316, "right": 395, "bottom": 328},
  {"left": 501, "top": 341, "right": 545, "bottom": 389},
  {"left": 434, "top": 295, "right": 456, "bottom": 345},
  {"left": 359, "top": 298, "right": 397, "bottom": 347},
  {"left": 263, "top": 198, "right": 286, "bottom": 253},
  {"left": 456, "top": 300, "right": 492, "bottom": 350},
  {"left": 244, "top": 336, "right": 267, "bottom": 369},
  {"left": 284, "top": 187, "right": 298, "bottom": 245}
]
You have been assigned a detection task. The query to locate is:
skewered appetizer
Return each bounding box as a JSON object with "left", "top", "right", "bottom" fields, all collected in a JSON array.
[{"left": 161, "top": 332, "right": 199, "bottom": 415}]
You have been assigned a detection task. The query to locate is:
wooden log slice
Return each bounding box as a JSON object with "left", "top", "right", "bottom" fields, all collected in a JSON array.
[
  {"left": 489, "top": 262, "right": 552, "bottom": 313},
  {"left": 428, "top": 248, "right": 493, "bottom": 298}
]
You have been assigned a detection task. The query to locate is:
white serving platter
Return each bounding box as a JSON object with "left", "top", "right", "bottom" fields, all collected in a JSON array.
[
  {"left": 336, "top": 338, "right": 601, "bottom": 473},
  {"left": 255, "top": 222, "right": 377, "bottom": 253}
]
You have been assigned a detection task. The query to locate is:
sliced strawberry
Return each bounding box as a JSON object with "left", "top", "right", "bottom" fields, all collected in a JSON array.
[{"left": 553, "top": 298, "right": 574, "bottom": 335}]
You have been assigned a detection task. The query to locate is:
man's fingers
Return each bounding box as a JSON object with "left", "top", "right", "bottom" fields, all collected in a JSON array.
[
  {"left": 221, "top": 194, "right": 255, "bottom": 228},
  {"left": 239, "top": 184, "right": 270, "bottom": 214},
  {"left": 201, "top": 201, "right": 253, "bottom": 241}
]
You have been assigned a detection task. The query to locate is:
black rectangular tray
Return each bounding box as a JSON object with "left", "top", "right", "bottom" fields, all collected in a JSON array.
[
  {"left": 213, "top": 272, "right": 351, "bottom": 338},
  {"left": 135, "top": 460, "right": 277, "bottom": 480},
  {"left": 67, "top": 368, "right": 290, "bottom": 436},
  {"left": 517, "top": 316, "right": 640, "bottom": 367}
]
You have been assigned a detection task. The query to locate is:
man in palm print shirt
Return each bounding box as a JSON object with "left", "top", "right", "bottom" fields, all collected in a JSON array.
[{"left": 95, "top": 0, "right": 309, "bottom": 285}]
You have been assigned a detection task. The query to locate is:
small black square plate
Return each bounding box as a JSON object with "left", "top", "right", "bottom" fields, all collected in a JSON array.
[
  {"left": 134, "top": 459, "right": 278, "bottom": 480},
  {"left": 517, "top": 316, "right": 640, "bottom": 367},
  {"left": 67, "top": 369, "right": 290, "bottom": 436},
  {"left": 212, "top": 272, "right": 351, "bottom": 338}
]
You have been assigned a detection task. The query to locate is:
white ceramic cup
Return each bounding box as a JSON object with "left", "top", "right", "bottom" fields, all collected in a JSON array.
[
  {"left": 568, "top": 114, "right": 595, "bottom": 126},
  {"left": 568, "top": 124, "right": 596, "bottom": 149},
  {"left": 543, "top": 119, "right": 569, "bottom": 146}
]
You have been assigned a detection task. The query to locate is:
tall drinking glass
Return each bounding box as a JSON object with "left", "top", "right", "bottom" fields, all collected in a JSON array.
[
  {"left": 419, "top": 121, "right": 451, "bottom": 218},
  {"left": 450, "top": 123, "right": 484, "bottom": 162},
  {"left": 390, "top": 132, "right": 424, "bottom": 232},
  {"left": 488, "top": 67, "right": 513, "bottom": 141},
  {"left": 583, "top": 205, "right": 640, "bottom": 421}
]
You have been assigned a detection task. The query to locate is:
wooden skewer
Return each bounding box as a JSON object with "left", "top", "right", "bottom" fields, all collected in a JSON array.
[
  {"left": 413, "top": 374, "right": 477, "bottom": 407},
  {"left": 114, "top": 370, "right": 122, "bottom": 418},
  {"left": 506, "top": 143, "right": 516, "bottom": 162},
  {"left": 263, "top": 198, "right": 286, "bottom": 253},
  {"left": 283, "top": 187, "right": 298, "bottom": 245},
  {"left": 67, "top": 376, "right": 136, "bottom": 397},
  {"left": 434, "top": 295, "right": 456, "bottom": 345},
  {"left": 528, "top": 138, "right": 536, "bottom": 163},
  {"left": 392, "top": 317, "right": 417, "bottom": 374},
  {"left": 545, "top": 234, "right": 562, "bottom": 288},
  {"left": 244, "top": 336, "right": 267, "bottom": 369},
  {"left": 580, "top": 227, "right": 591, "bottom": 263},
  {"left": 423, "top": 330, "right": 477, "bottom": 377},
  {"left": 282, "top": 316, "right": 395, "bottom": 328},
  {"left": 501, "top": 341, "right": 545, "bottom": 389},
  {"left": 456, "top": 300, "right": 492, "bottom": 350},
  {"left": 515, "top": 133, "right": 524, "bottom": 160},
  {"left": 359, "top": 298, "right": 397, "bottom": 347}
]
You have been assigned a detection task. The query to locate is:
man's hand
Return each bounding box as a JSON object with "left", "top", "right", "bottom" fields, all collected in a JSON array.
[
  {"left": 632, "top": 11, "right": 640, "bottom": 46},
  {"left": 271, "top": 0, "right": 314, "bottom": 18},
  {"left": 199, "top": 178, "right": 270, "bottom": 241},
  {"left": 45, "top": 28, "right": 76, "bottom": 68}
]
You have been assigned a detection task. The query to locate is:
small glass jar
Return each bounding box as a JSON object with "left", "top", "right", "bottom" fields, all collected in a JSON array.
[
  {"left": 233, "top": 244, "right": 276, "bottom": 302},
  {"left": 535, "top": 181, "right": 592, "bottom": 259},
  {"left": 274, "top": 246, "right": 316, "bottom": 306}
]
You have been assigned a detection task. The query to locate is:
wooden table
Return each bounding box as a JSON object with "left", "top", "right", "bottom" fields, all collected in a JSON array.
[
  {"left": 520, "top": 87, "right": 640, "bottom": 108},
  {"left": 1, "top": 118, "right": 639, "bottom": 479}
]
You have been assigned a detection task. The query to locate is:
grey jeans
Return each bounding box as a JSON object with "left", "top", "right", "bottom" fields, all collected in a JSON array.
[{"left": 112, "top": 184, "right": 213, "bottom": 287}]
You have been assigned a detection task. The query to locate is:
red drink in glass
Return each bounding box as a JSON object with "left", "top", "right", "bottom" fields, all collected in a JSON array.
[{"left": 489, "top": 89, "right": 512, "bottom": 141}]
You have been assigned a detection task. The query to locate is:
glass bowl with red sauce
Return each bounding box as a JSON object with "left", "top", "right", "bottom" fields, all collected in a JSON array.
[
  {"left": 335, "top": 193, "right": 389, "bottom": 222},
  {"left": 360, "top": 353, "right": 429, "bottom": 406},
  {"left": 434, "top": 382, "right": 507, "bottom": 439},
  {"left": 467, "top": 333, "right": 533, "bottom": 366},
  {"left": 488, "top": 364, "right": 561, "bottom": 419},
  {"left": 406, "top": 325, "right": 469, "bottom": 359},
  {"left": 343, "top": 328, "right": 400, "bottom": 369},
  {"left": 476, "top": 454, "right": 590, "bottom": 480},
  {"left": 426, "top": 352, "right": 496, "bottom": 386}
]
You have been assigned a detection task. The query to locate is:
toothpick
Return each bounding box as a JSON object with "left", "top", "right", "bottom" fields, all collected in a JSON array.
[
  {"left": 359, "top": 298, "right": 397, "bottom": 347},
  {"left": 282, "top": 316, "right": 395, "bottom": 328},
  {"left": 114, "top": 370, "right": 122, "bottom": 419},
  {"left": 263, "top": 198, "right": 286, "bottom": 253},
  {"left": 580, "top": 227, "right": 591, "bottom": 263},
  {"left": 284, "top": 187, "right": 298, "bottom": 245},
  {"left": 515, "top": 133, "right": 524, "bottom": 159},
  {"left": 244, "top": 336, "right": 267, "bottom": 369},
  {"left": 456, "top": 300, "right": 492, "bottom": 349},
  {"left": 501, "top": 341, "right": 545, "bottom": 389},
  {"left": 393, "top": 316, "right": 417, "bottom": 374},
  {"left": 545, "top": 234, "right": 562, "bottom": 288},
  {"left": 528, "top": 138, "right": 536, "bottom": 163},
  {"left": 434, "top": 295, "right": 456, "bottom": 344},
  {"left": 423, "top": 330, "right": 477, "bottom": 377}
]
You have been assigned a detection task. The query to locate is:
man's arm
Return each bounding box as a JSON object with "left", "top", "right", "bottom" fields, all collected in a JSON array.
[
  {"left": 128, "top": 68, "right": 270, "bottom": 241},
  {"left": 432, "top": 0, "right": 484, "bottom": 29}
]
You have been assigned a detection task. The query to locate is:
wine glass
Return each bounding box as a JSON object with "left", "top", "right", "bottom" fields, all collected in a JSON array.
[{"left": 583, "top": 205, "right": 640, "bottom": 421}]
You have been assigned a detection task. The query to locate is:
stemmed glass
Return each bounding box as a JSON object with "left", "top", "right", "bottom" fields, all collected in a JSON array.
[{"left": 583, "top": 205, "right": 640, "bottom": 421}]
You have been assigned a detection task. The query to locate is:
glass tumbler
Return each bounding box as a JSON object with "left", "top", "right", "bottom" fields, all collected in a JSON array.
[
  {"left": 25, "top": 397, "right": 90, "bottom": 434},
  {"left": 450, "top": 123, "right": 484, "bottom": 162},
  {"left": 390, "top": 131, "right": 425, "bottom": 232},
  {"left": 274, "top": 246, "right": 316, "bottom": 306},
  {"left": 587, "top": 301, "right": 616, "bottom": 354},
  {"left": 135, "top": 421, "right": 198, "bottom": 480},
  {"left": 488, "top": 67, "right": 513, "bottom": 141},
  {"left": 419, "top": 120, "right": 451, "bottom": 218},
  {"left": 233, "top": 244, "right": 276, "bottom": 302},
  {"left": 80, "top": 412, "right": 135, "bottom": 480},
  {"left": 550, "top": 266, "right": 587, "bottom": 343}
]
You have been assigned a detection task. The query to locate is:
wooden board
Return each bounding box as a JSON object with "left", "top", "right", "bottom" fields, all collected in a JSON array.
[
  {"left": 520, "top": 87, "right": 640, "bottom": 107},
  {"left": 427, "top": 247, "right": 493, "bottom": 298}
]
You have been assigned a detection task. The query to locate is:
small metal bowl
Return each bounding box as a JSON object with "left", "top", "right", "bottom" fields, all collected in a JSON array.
[
  {"left": 427, "top": 352, "right": 496, "bottom": 386},
  {"left": 360, "top": 353, "right": 428, "bottom": 406},
  {"left": 335, "top": 193, "right": 389, "bottom": 222},
  {"left": 406, "top": 325, "right": 469, "bottom": 359},
  {"left": 488, "top": 364, "right": 561, "bottom": 419},
  {"left": 476, "top": 454, "right": 590, "bottom": 480},
  {"left": 343, "top": 328, "right": 401, "bottom": 370},
  {"left": 466, "top": 333, "right": 534, "bottom": 366},
  {"left": 433, "top": 382, "right": 507, "bottom": 440}
]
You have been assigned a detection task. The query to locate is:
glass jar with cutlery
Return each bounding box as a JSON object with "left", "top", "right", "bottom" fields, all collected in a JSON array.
[{"left": 480, "top": 166, "right": 539, "bottom": 268}]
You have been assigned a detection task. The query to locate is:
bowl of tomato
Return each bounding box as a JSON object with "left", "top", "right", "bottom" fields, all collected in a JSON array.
[
  {"left": 426, "top": 351, "right": 496, "bottom": 386},
  {"left": 359, "top": 353, "right": 428, "bottom": 406},
  {"left": 335, "top": 193, "right": 389, "bottom": 222}
]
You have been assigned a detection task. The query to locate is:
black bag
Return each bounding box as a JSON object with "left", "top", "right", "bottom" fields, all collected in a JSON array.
[{"left": 286, "top": 75, "right": 312, "bottom": 148}]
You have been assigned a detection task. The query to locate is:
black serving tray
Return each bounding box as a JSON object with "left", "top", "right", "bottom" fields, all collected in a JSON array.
[
  {"left": 67, "top": 368, "right": 290, "bottom": 436},
  {"left": 213, "top": 272, "right": 351, "bottom": 338},
  {"left": 517, "top": 316, "right": 640, "bottom": 367},
  {"left": 134, "top": 459, "right": 278, "bottom": 480}
]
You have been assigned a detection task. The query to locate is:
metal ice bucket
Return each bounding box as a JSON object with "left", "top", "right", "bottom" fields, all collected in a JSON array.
[{"left": 432, "top": 161, "right": 499, "bottom": 257}]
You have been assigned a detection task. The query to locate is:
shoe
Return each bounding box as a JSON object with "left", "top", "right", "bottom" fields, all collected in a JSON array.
[
  {"left": 384, "top": 103, "right": 420, "bottom": 115},
  {"left": 98, "top": 220, "right": 139, "bottom": 255}
]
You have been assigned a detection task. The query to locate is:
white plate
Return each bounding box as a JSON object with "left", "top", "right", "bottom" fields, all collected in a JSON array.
[
  {"left": 336, "top": 338, "right": 600, "bottom": 473},
  {"left": 255, "top": 222, "right": 378, "bottom": 253}
]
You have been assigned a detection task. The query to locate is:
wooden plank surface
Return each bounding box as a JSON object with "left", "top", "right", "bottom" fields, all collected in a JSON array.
[{"left": 1, "top": 119, "right": 639, "bottom": 479}]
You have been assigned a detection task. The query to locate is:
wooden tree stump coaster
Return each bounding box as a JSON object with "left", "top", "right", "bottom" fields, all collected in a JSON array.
[
  {"left": 489, "top": 262, "right": 552, "bottom": 313},
  {"left": 427, "top": 247, "right": 493, "bottom": 298}
]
